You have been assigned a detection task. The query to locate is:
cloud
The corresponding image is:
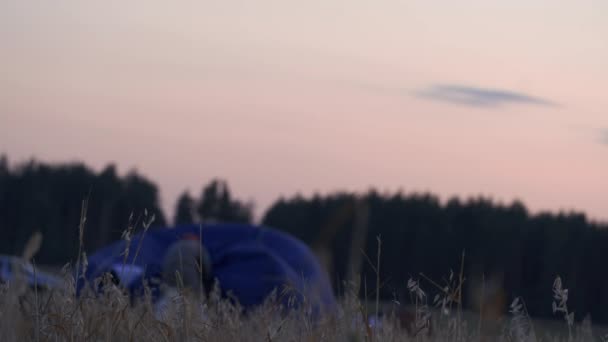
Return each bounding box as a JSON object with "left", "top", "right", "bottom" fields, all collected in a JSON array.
[{"left": 417, "top": 84, "right": 556, "bottom": 108}]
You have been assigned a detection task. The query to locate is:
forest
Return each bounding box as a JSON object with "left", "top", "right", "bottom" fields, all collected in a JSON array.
[{"left": 1, "top": 155, "right": 606, "bottom": 323}]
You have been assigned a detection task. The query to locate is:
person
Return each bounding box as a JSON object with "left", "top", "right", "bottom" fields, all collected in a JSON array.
[{"left": 77, "top": 223, "right": 336, "bottom": 316}]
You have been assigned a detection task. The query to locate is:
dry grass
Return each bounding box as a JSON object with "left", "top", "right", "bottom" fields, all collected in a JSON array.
[
  {"left": 0, "top": 268, "right": 605, "bottom": 342},
  {"left": 1, "top": 206, "right": 605, "bottom": 341}
]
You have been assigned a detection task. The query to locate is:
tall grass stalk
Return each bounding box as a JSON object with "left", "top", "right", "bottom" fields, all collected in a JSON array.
[
  {"left": 75, "top": 198, "right": 88, "bottom": 281},
  {"left": 375, "top": 235, "right": 381, "bottom": 328}
]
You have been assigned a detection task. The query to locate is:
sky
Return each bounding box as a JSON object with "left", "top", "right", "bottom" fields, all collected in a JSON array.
[{"left": 1, "top": 1, "right": 607, "bottom": 222}]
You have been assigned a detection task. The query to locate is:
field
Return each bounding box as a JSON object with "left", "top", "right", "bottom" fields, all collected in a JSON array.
[
  {"left": 0, "top": 266, "right": 606, "bottom": 342},
  {"left": 1, "top": 231, "right": 606, "bottom": 342}
]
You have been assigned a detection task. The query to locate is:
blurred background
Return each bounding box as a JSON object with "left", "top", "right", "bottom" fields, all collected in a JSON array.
[{"left": 1, "top": 0, "right": 607, "bottom": 325}]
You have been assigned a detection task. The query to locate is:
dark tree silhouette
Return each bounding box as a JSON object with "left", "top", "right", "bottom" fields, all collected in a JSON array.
[
  {"left": 262, "top": 191, "right": 608, "bottom": 324},
  {"left": 2, "top": 156, "right": 608, "bottom": 323},
  {"left": 196, "top": 179, "right": 252, "bottom": 224},
  {"left": 0, "top": 159, "right": 165, "bottom": 263},
  {"left": 174, "top": 191, "right": 196, "bottom": 225}
]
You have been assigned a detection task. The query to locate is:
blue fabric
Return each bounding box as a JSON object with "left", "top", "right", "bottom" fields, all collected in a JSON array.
[{"left": 78, "top": 224, "right": 335, "bottom": 313}]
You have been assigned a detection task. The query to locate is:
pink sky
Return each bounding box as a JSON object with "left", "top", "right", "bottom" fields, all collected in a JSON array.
[{"left": 1, "top": 1, "right": 607, "bottom": 222}]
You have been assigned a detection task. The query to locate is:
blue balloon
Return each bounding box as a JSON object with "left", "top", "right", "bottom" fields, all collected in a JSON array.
[{"left": 78, "top": 224, "right": 336, "bottom": 314}]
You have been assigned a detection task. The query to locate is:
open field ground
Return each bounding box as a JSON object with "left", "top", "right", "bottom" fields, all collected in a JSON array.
[{"left": 1, "top": 273, "right": 607, "bottom": 342}]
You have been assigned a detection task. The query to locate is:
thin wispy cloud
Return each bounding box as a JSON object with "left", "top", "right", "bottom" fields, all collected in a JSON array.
[{"left": 417, "top": 84, "right": 556, "bottom": 108}]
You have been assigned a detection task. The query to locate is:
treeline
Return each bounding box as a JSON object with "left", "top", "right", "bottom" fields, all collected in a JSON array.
[
  {"left": 262, "top": 192, "right": 608, "bottom": 323},
  {"left": 0, "top": 157, "right": 167, "bottom": 264},
  {"left": 0, "top": 157, "right": 253, "bottom": 264},
  {"left": 1, "top": 157, "right": 607, "bottom": 323}
]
